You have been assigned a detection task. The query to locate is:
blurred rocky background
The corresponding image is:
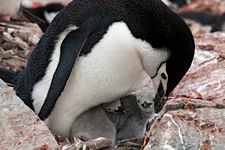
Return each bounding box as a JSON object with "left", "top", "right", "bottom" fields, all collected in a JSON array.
[{"left": 1, "top": 0, "right": 225, "bottom": 149}]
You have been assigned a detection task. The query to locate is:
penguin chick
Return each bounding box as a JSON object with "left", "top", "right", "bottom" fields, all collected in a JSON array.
[
  {"left": 71, "top": 89, "right": 155, "bottom": 145},
  {"left": 71, "top": 105, "right": 117, "bottom": 145},
  {"left": 114, "top": 89, "right": 155, "bottom": 141},
  {"left": 136, "top": 89, "right": 156, "bottom": 116}
]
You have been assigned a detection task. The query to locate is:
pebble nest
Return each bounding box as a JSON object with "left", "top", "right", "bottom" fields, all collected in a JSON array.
[{"left": 0, "top": 21, "right": 43, "bottom": 71}]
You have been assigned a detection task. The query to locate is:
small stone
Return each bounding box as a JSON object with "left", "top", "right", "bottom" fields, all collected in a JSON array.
[
  {"left": 3, "top": 32, "right": 14, "bottom": 42},
  {"left": 28, "top": 35, "right": 40, "bottom": 46},
  {"left": 7, "top": 27, "right": 15, "bottom": 34},
  {"left": 13, "top": 31, "right": 29, "bottom": 42},
  {"left": 14, "top": 37, "right": 29, "bottom": 50},
  {"left": 84, "top": 137, "right": 112, "bottom": 149}
]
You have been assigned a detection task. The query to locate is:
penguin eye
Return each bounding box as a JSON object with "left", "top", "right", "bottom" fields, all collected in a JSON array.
[
  {"left": 137, "top": 100, "right": 140, "bottom": 103},
  {"left": 161, "top": 73, "right": 167, "bottom": 80}
]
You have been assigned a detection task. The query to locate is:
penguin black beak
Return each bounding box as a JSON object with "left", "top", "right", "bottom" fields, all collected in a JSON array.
[{"left": 154, "top": 82, "right": 166, "bottom": 113}]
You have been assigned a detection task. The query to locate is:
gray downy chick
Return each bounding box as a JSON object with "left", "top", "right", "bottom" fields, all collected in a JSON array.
[
  {"left": 71, "top": 104, "right": 117, "bottom": 144},
  {"left": 71, "top": 89, "right": 155, "bottom": 145},
  {"left": 110, "top": 89, "right": 155, "bottom": 141}
]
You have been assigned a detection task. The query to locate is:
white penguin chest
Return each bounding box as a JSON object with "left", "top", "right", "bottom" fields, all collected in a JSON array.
[{"left": 45, "top": 22, "right": 153, "bottom": 138}]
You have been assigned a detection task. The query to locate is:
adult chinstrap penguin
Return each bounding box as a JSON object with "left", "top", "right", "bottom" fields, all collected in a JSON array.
[{"left": 0, "top": 0, "right": 195, "bottom": 138}]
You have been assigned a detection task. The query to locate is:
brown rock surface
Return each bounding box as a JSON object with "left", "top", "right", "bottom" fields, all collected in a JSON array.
[
  {"left": 0, "top": 80, "right": 59, "bottom": 150},
  {"left": 143, "top": 33, "right": 225, "bottom": 150},
  {"left": 178, "top": 0, "right": 225, "bottom": 15},
  {"left": 144, "top": 99, "right": 225, "bottom": 150},
  {"left": 0, "top": 22, "right": 42, "bottom": 71},
  {"left": 172, "top": 32, "right": 225, "bottom": 104}
]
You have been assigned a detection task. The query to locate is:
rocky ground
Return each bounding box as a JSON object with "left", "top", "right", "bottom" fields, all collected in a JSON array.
[
  {"left": 0, "top": 22, "right": 42, "bottom": 70},
  {"left": 1, "top": 25, "right": 225, "bottom": 150},
  {"left": 144, "top": 99, "right": 225, "bottom": 150},
  {"left": 143, "top": 30, "right": 225, "bottom": 150},
  {"left": 0, "top": 80, "right": 59, "bottom": 150},
  {"left": 1, "top": 0, "right": 225, "bottom": 149}
]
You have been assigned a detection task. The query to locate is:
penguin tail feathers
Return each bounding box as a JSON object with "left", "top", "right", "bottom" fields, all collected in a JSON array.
[{"left": 0, "top": 68, "right": 17, "bottom": 86}]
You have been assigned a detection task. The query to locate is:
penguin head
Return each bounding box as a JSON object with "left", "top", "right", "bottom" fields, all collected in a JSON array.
[
  {"left": 132, "top": 0, "right": 195, "bottom": 113},
  {"left": 148, "top": 40, "right": 194, "bottom": 113},
  {"left": 150, "top": 62, "right": 168, "bottom": 102},
  {"left": 136, "top": 89, "right": 155, "bottom": 119},
  {"left": 138, "top": 36, "right": 194, "bottom": 113},
  {"left": 149, "top": 33, "right": 194, "bottom": 113},
  {"left": 136, "top": 89, "right": 155, "bottom": 113}
]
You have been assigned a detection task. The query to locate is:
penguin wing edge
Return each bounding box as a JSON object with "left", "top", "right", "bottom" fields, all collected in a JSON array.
[{"left": 38, "top": 21, "right": 99, "bottom": 120}]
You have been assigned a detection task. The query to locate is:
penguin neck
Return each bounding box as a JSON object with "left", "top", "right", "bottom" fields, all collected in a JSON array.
[{"left": 135, "top": 41, "right": 170, "bottom": 78}]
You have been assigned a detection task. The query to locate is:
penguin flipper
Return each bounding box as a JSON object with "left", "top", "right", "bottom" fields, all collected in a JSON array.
[{"left": 38, "top": 20, "right": 99, "bottom": 120}]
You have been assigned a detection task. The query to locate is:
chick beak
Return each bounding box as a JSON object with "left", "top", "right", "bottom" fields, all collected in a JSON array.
[
  {"left": 141, "top": 101, "right": 152, "bottom": 108},
  {"left": 154, "top": 82, "right": 166, "bottom": 113}
]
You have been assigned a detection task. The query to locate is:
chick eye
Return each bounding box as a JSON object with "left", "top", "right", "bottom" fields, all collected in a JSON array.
[
  {"left": 137, "top": 100, "right": 140, "bottom": 103},
  {"left": 161, "top": 73, "right": 167, "bottom": 80}
]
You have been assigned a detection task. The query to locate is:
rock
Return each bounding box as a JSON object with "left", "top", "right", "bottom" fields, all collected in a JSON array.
[
  {"left": 178, "top": 0, "right": 225, "bottom": 15},
  {"left": 84, "top": 137, "right": 112, "bottom": 149},
  {"left": 143, "top": 99, "right": 225, "bottom": 150},
  {"left": 172, "top": 32, "right": 225, "bottom": 104},
  {"left": 14, "top": 37, "right": 29, "bottom": 50},
  {"left": 0, "top": 47, "right": 14, "bottom": 61},
  {"left": 4, "top": 57, "right": 27, "bottom": 71},
  {"left": 0, "top": 79, "right": 59, "bottom": 150},
  {"left": 28, "top": 35, "right": 40, "bottom": 46},
  {"left": 0, "top": 22, "right": 42, "bottom": 70},
  {"left": 61, "top": 138, "right": 87, "bottom": 150},
  {"left": 143, "top": 32, "right": 225, "bottom": 150},
  {"left": 62, "top": 137, "right": 112, "bottom": 150},
  {"left": 112, "top": 138, "right": 144, "bottom": 150},
  {"left": 3, "top": 32, "right": 14, "bottom": 42}
]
